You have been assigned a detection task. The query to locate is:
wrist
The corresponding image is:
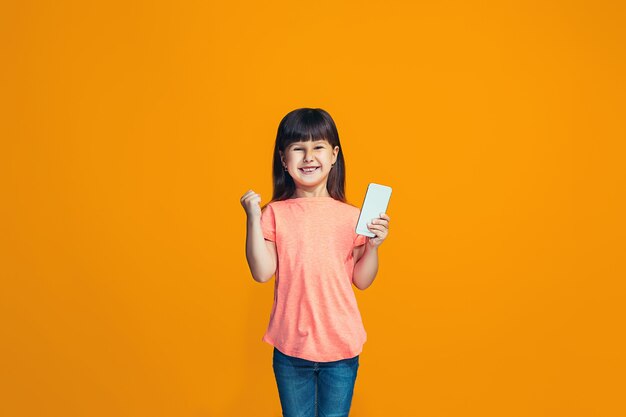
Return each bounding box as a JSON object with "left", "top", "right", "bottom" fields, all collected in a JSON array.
[
  {"left": 365, "top": 241, "right": 379, "bottom": 251},
  {"left": 247, "top": 215, "right": 261, "bottom": 226}
]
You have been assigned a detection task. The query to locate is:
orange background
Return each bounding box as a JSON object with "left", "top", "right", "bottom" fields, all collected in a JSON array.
[{"left": 2, "top": 1, "right": 625, "bottom": 416}]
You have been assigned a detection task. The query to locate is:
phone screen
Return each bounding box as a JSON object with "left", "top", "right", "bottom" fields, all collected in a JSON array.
[{"left": 356, "top": 183, "right": 392, "bottom": 237}]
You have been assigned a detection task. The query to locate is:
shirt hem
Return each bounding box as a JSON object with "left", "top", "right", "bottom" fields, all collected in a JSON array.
[{"left": 263, "top": 333, "right": 366, "bottom": 362}]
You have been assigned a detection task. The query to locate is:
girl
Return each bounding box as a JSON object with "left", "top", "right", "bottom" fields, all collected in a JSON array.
[{"left": 240, "top": 108, "right": 390, "bottom": 417}]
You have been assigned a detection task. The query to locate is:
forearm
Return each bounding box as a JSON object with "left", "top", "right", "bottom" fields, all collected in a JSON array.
[
  {"left": 352, "top": 244, "right": 379, "bottom": 290},
  {"left": 245, "top": 217, "right": 275, "bottom": 283}
]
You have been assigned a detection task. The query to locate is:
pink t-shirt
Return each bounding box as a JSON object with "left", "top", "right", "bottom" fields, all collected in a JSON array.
[{"left": 260, "top": 196, "right": 368, "bottom": 362}]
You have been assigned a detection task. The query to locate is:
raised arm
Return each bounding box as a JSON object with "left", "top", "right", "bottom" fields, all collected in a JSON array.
[
  {"left": 241, "top": 190, "right": 277, "bottom": 283},
  {"left": 246, "top": 215, "right": 277, "bottom": 283},
  {"left": 352, "top": 212, "right": 390, "bottom": 290}
]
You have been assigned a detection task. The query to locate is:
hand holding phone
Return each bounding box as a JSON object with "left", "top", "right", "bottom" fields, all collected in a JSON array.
[{"left": 356, "top": 183, "right": 392, "bottom": 237}]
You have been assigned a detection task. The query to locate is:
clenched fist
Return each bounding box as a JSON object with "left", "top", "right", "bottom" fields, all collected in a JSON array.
[{"left": 240, "top": 189, "right": 263, "bottom": 219}]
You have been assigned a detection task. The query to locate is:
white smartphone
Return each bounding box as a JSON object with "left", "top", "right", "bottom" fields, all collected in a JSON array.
[{"left": 356, "top": 183, "right": 393, "bottom": 237}]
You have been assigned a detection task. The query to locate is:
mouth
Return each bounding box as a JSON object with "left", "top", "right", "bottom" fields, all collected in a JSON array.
[{"left": 299, "top": 166, "right": 320, "bottom": 175}]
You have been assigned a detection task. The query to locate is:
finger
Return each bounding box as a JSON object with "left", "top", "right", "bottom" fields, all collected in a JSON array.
[
  {"left": 241, "top": 190, "right": 255, "bottom": 201},
  {"left": 371, "top": 222, "right": 388, "bottom": 233},
  {"left": 244, "top": 190, "right": 260, "bottom": 199},
  {"left": 371, "top": 219, "right": 388, "bottom": 228}
]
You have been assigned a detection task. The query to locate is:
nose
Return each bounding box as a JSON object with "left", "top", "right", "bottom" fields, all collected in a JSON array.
[{"left": 304, "top": 149, "right": 314, "bottom": 162}]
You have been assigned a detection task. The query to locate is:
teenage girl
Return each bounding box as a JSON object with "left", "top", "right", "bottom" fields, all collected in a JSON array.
[{"left": 240, "top": 108, "right": 390, "bottom": 417}]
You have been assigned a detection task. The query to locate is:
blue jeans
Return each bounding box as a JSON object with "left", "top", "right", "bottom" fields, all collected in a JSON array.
[{"left": 272, "top": 347, "right": 360, "bottom": 417}]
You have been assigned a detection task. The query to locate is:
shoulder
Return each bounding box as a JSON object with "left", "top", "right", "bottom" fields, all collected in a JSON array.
[
  {"left": 261, "top": 203, "right": 273, "bottom": 214},
  {"left": 260, "top": 203, "right": 278, "bottom": 224},
  {"left": 261, "top": 201, "right": 287, "bottom": 220},
  {"left": 335, "top": 200, "right": 361, "bottom": 217},
  {"left": 262, "top": 200, "right": 281, "bottom": 212}
]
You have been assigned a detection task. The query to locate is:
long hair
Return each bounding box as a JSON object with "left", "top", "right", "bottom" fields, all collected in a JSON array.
[{"left": 261, "top": 108, "right": 350, "bottom": 211}]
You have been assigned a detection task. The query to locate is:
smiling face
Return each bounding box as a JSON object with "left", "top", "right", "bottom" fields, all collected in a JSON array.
[{"left": 279, "top": 138, "right": 340, "bottom": 195}]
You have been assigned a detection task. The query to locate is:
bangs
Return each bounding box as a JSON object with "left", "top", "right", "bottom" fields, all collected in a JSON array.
[{"left": 280, "top": 109, "right": 335, "bottom": 146}]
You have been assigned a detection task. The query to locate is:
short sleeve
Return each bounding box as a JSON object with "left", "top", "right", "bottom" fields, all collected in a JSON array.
[
  {"left": 353, "top": 232, "right": 367, "bottom": 247},
  {"left": 260, "top": 204, "right": 276, "bottom": 242}
]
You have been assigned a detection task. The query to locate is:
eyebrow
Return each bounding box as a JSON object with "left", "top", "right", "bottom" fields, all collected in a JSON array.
[{"left": 289, "top": 141, "right": 327, "bottom": 148}]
